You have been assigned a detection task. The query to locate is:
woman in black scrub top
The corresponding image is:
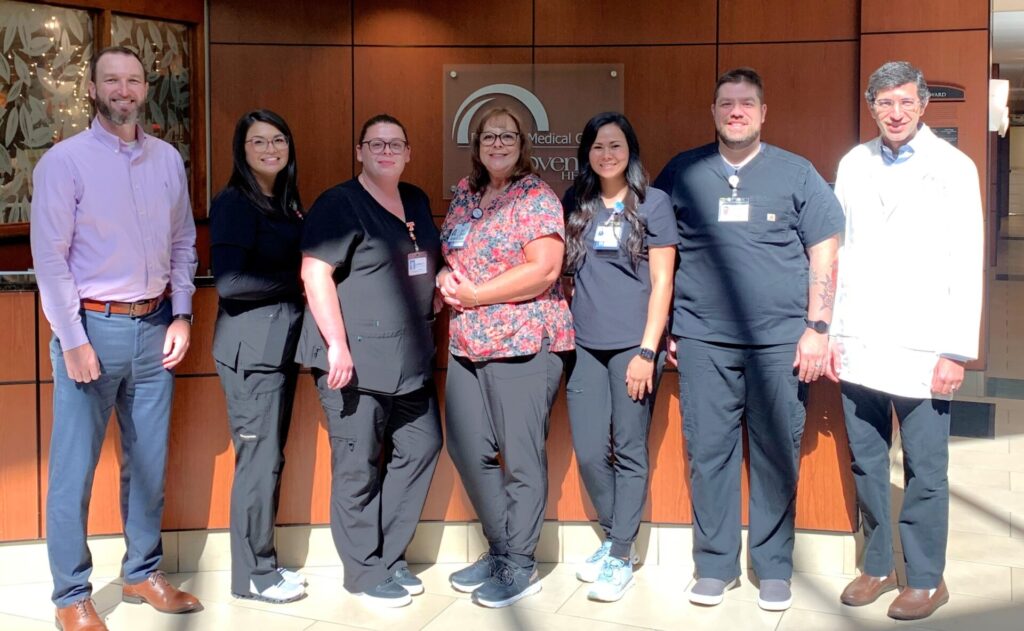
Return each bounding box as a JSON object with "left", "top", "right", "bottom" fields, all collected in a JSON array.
[
  {"left": 211, "top": 109, "right": 306, "bottom": 604},
  {"left": 297, "top": 114, "right": 443, "bottom": 609},
  {"left": 563, "top": 112, "right": 677, "bottom": 602}
]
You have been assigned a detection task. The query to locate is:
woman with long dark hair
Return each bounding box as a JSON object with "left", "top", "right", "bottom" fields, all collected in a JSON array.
[
  {"left": 563, "top": 111, "right": 676, "bottom": 602},
  {"left": 211, "top": 109, "right": 306, "bottom": 603}
]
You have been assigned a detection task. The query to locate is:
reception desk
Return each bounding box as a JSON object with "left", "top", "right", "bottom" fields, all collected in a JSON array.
[{"left": 0, "top": 281, "right": 857, "bottom": 542}]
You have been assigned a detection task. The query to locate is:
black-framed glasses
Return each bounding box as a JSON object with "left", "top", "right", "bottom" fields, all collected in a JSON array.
[
  {"left": 360, "top": 138, "right": 408, "bottom": 154},
  {"left": 479, "top": 131, "right": 520, "bottom": 147},
  {"left": 245, "top": 135, "right": 289, "bottom": 152}
]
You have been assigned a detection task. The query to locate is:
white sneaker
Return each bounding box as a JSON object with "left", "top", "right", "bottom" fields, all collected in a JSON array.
[
  {"left": 235, "top": 578, "right": 305, "bottom": 604},
  {"left": 277, "top": 567, "right": 307, "bottom": 586},
  {"left": 577, "top": 541, "right": 640, "bottom": 583},
  {"left": 587, "top": 557, "right": 635, "bottom": 602}
]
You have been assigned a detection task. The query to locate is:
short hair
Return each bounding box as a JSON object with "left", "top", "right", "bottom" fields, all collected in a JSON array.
[
  {"left": 865, "top": 61, "right": 929, "bottom": 107},
  {"left": 358, "top": 113, "right": 408, "bottom": 144},
  {"left": 468, "top": 106, "right": 535, "bottom": 193},
  {"left": 714, "top": 67, "right": 764, "bottom": 103},
  {"left": 90, "top": 46, "right": 147, "bottom": 83}
]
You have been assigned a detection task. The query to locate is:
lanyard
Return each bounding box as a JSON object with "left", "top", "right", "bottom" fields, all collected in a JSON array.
[{"left": 405, "top": 221, "right": 419, "bottom": 251}]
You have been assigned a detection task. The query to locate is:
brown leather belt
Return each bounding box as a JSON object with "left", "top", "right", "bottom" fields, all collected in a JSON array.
[{"left": 81, "top": 296, "right": 163, "bottom": 317}]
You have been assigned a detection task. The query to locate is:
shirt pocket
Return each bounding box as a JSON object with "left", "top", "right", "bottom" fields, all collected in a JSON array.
[{"left": 747, "top": 195, "right": 795, "bottom": 244}]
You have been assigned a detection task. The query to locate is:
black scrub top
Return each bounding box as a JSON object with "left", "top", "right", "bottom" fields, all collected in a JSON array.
[
  {"left": 296, "top": 178, "right": 442, "bottom": 395},
  {"left": 563, "top": 186, "right": 677, "bottom": 349},
  {"left": 653, "top": 142, "right": 844, "bottom": 346},
  {"left": 209, "top": 187, "right": 304, "bottom": 371}
]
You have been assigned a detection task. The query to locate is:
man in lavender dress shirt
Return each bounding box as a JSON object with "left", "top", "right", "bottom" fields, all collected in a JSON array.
[{"left": 30, "top": 47, "right": 201, "bottom": 631}]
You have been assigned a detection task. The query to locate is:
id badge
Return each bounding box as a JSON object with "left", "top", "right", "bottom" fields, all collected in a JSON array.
[
  {"left": 408, "top": 251, "right": 428, "bottom": 276},
  {"left": 447, "top": 222, "right": 471, "bottom": 249},
  {"left": 593, "top": 225, "right": 620, "bottom": 251},
  {"left": 718, "top": 197, "right": 750, "bottom": 222}
]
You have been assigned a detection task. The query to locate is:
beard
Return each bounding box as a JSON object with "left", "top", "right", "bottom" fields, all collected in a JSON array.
[
  {"left": 716, "top": 125, "right": 759, "bottom": 151},
  {"left": 94, "top": 95, "right": 142, "bottom": 127}
]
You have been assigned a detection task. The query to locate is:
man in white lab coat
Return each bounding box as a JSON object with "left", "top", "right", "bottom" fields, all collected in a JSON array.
[{"left": 827, "top": 61, "right": 983, "bottom": 621}]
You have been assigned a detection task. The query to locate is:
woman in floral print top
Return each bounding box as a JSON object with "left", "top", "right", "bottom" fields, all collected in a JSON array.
[{"left": 437, "top": 107, "right": 573, "bottom": 608}]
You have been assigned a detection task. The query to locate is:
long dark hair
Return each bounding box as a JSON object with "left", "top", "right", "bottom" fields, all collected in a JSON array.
[
  {"left": 468, "top": 106, "right": 535, "bottom": 193},
  {"left": 565, "top": 112, "right": 648, "bottom": 273},
  {"left": 227, "top": 109, "right": 302, "bottom": 218}
]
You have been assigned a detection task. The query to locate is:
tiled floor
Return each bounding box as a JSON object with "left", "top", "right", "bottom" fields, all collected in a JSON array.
[{"left": 5, "top": 231, "right": 1024, "bottom": 630}]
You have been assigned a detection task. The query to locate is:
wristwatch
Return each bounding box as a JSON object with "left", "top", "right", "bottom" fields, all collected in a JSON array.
[
  {"left": 173, "top": 313, "right": 194, "bottom": 325},
  {"left": 638, "top": 347, "right": 656, "bottom": 362},
  {"left": 806, "top": 319, "right": 829, "bottom": 334}
]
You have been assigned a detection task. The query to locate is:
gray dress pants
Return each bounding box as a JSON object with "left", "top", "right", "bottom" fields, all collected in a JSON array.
[
  {"left": 841, "top": 381, "right": 950, "bottom": 589},
  {"left": 444, "top": 340, "right": 564, "bottom": 571},
  {"left": 312, "top": 371, "right": 442, "bottom": 593}
]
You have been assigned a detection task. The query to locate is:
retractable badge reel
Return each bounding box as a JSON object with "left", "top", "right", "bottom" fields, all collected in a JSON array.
[
  {"left": 406, "top": 221, "right": 429, "bottom": 276},
  {"left": 594, "top": 201, "right": 624, "bottom": 251},
  {"left": 719, "top": 172, "right": 750, "bottom": 222}
]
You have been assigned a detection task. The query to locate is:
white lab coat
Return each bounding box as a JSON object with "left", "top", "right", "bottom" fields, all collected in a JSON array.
[{"left": 831, "top": 124, "right": 983, "bottom": 399}]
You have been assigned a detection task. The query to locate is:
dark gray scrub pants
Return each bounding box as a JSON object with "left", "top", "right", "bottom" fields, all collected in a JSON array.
[
  {"left": 216, "top": 361, "right": 298, "bottom": 595},
  {"left": 566, "top": 345, "right": 664, "bottom": 560},
  {"left": 312, "top": 371, "right": 442, "bottom": 593},
  {"left": 676, "top": 337, "right": 806, "bottom": 581},
  {"left": 841, "top": 381, "right": 950, "bottom": 589},
  {"left": 445, "top": 340, "right": 564, "bottom": 572}
]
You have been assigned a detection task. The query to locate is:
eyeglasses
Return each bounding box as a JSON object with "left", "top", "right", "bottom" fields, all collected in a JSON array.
[
  {"left": 873, "top": 98, "right": 920, "bottom": 113},
  {"left": 479, "top": 131, "right": 520, "bottom": 147},
  {"left": 360, "top": 138, "right": 408, "bottom": 154},
  {"left": 245, "top": 135, "right": 289, "bottom": 152}
]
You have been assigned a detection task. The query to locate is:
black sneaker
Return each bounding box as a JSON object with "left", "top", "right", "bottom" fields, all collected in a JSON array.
[
  {"left": 472, "top": 560, "right": 542, "bottom": 608},
  {"left": 394, "top": 566, "right": 424, "bottom": 596},
  {"left": 357, "top": 576, "right": 411, "bottom": 608},
  {"left": 450, "top": 552, "right": 498, "bottom": 593}
]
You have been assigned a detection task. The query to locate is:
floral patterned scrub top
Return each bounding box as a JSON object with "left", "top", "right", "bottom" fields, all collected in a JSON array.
[{"left": 441, "top": 173, "right": 575, "bottom": 361}]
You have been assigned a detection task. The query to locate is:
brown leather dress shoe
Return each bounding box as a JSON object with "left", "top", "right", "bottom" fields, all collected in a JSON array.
[
  {"left": 55, "top": 598, "right": 108, "bottom": 631},
  {"left": 122, "top": 570, "right": 202, "bottom": 613},
  {"left": 840, "top": 571, "right": 898, "bottom": 606},
  {"left": 887, "top": 579, "right": 949, "bottom": 620}
]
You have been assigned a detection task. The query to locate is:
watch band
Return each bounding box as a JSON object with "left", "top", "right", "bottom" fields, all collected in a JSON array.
[
  {"left": 806, "top": 319, "right": 829, "bottom": 334},
  {"left": 173, "top": 313, "right": 194, "bottom": 325},
  {"left": 638, "top": 347, "right": 656, "bottom": 362}
]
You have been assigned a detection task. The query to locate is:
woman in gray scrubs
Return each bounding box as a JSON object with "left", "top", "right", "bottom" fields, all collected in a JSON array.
[{"left": 563, "top": 111, "right": 677, "bottom": 602}]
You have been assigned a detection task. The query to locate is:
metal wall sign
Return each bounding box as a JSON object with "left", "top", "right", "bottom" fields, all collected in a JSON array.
[
  {"left": 443, "top": 64, "right": 624, "bottom": 200},
  {"left": 928, "top": 84, "right": 965, "bottom": 102}
]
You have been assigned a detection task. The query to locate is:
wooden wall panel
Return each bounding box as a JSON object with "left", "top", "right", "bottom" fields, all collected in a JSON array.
[
  {"left": 210, "top": 0, "right": 351, "bottom": 45},
  {"left": 38, "top": 302, "right": 52, "bottom": 383},
  {"left": 62, "top": 0, "right": 204, "bottom": 23},
  {"left": 209, "top": 45, "right": 353, "bottom": 209},
  {"left": 535, "top": 46, "right": 718, "bottom": 179},
  {"left": 173, "top": 287, "right": 217, "bottom": 376},
  {"left": 352, "top": 47, "right": 533, "bottom": 214},
  {"left": 278, "top": 375, "right": 333, "bottom": 525},
  {"left": 354, "top": 0, "right": 532, "bottom": 46},
  {"left": 862, "top": 0, "right": 989, "bottom": 33},
  {"left": 0, "top": 242, "right": 32, "bottom": 271},
  {"left": 719, "top": 42, "right": 860, "bottom": 181},
  {"left": 0, "top": 384, "right": 38, "bottom": 541},
  {"left": 719, "top": 0, "right": 858, "bottom": 43},
  {"left": 535, "top": 0, "right": 717, "bottom": 46},
  {"left": 647, "top": 373, "right": 691, "bottom": 523},
  {"left": 163, "top": 377, "right": 234, "bottom": 530},
  {"left": 39, "top": 384, "right": 124, "bottom": 536},
  {"left": 796, "top": 382, "right": 857, "bottom": 530},
  {"left": 420, "top": 372, "right": 477, "bottom": 521},
  {"left": 0, "top": 292, "right": 36, "bottom": 383}
]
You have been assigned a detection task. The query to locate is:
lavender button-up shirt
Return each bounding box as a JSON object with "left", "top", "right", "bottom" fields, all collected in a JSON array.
[{"left": 30, "top": 120, "right": 197, "bottom": 350}]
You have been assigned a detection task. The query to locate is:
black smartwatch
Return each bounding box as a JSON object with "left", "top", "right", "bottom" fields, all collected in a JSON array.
[
  {"left": 806, "top": 319, "right": 829, "bottom": 334},
  {"left": 173, "top": 313, "right": 194, "bottom": 325},
  {"left": 638, "top": 347, "right": 656, "bottom": 362}
]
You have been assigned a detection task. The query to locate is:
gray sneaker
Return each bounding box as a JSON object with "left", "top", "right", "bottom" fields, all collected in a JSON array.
[
  {"left": 394, "top": 567, "right": 424, "bottom": 596},
  {"left": 450, "top": 553, "right": 498, "bottom": 593},
  {"left": 688, "top": 577, "right": 738, "bottom": 606},
  {"left": 472, "top": 560, "right": 542, "bottom": 608},
  {"left": 757, "top": 579, "right": 792, "bottom": 611},
  {"left": 357, "top": 576, "right": 411, "bottom": 608}
]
